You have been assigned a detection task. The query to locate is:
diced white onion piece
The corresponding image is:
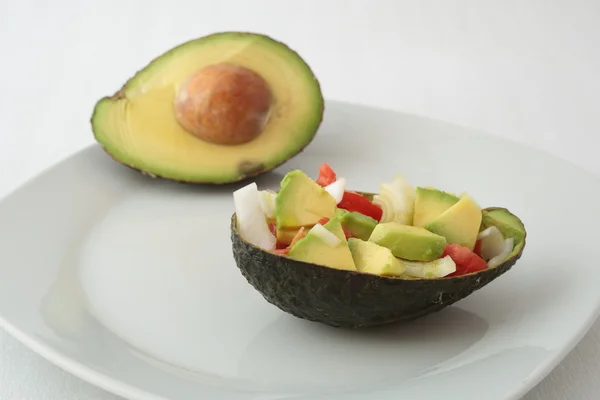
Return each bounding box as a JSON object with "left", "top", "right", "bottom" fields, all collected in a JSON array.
[
  {"left": 309, "top": 223, "right": 341, "bottom": 247},
  {"left": 372, "top": 174, "right": 415, "bottom": 225},
  {"left": 402, "top": 256, "right": 456, "bottom": 279},
  {"left": 477, "top": 226, "right": 500, "bottom": 239},
  {"left": 324, "top": 178, "right": 347, "bottom": 204},
  {"left": 477, "top": 226, "right": 506, "bottom": 261},
  {"left": 372, "top": 191, "right": 393, "bottom": 222},
  {"left": 233, "top": 183, "right": 276, "bottom": 251},
  {"left": 487, "top": 237, "right": 514, "bottom": 268},
  {"left": 258, "top": 190, "right": 277, "bottom": 219}
]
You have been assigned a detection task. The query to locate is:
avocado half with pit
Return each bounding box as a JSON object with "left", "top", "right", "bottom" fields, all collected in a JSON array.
[
  {"left": 91, "top": 32, "right": 324, "bottom": 184},
  {"left": 230, "top": 193, "right": 527, "bottom": 329}
]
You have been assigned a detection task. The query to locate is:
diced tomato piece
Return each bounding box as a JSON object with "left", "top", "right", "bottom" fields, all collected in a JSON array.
[
  {"left": 338, "top": 191, "right": 383, "bottom": 222},
  {"left": 275, "top": 241, "right": 289, "bottom": 249},
  {"left": 342, "top": 227, "right": 355, "bottom": 239},
  {"left": 318, "top": 217, "right": 331, "bottom": 225},
  {"left": 315, "top": 162, "right": 337, "bottom": 186},
  {"left": 272, "top": 248, "right": 290, "bottom": 255},
  {"left": 443, "top": 243, "right": 487, "bottom": 277}
]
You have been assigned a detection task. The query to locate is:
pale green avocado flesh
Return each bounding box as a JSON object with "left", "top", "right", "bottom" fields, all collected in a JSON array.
[
  {"left": 413, "top": 187, "right": 459, "bottom": 227},
  {"left": 423, "top": 193, "right": 483, "bottom": 250},
  {"left": 481, "top": 208, "right": 527, "bottom": 258},
  {"left": 368, "top": 222, "right": 447, "bottom": 262},
  {"left": 287, "top": 217, "right": 356, "bottom": 271},
  {"left": 335, "top": 209, "right": 378, "bottom": 240},
  {"left": 348, "top": 238, "right": 405, "bottom": 276},
  {"left": 274, "top": 170, "right": 337, "bottom": 230},
  {"left": 91, "top": 32, "right": 324, "bottom": 184}
]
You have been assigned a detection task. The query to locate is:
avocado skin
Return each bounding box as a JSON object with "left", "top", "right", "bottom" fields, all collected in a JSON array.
[{"left": 230, "top": 203, "right": 526, "bottom": 329}]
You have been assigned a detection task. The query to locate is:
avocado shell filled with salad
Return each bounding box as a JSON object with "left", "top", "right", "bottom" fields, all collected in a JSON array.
[{"left": 230, "top": 163, "right": 527, "bottom": 329}]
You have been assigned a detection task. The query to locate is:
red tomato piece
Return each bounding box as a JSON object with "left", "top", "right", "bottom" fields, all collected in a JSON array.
[
  {"left": 318, "top": 217, "right": 331, "bottom": 225},
  {"left": 275, "top": 241, "right": 289, "bottom": 250},
  {"left": 342, "top": 227, "right": 355, "bottom": 239},
  {"left": 442, "top": 243, "right": 487, "bottom": 277},
  {"left": 315, "top": 162, "right": 337, "bottom": 186},
  {"left": 338, "top": 191, "right": 383, "bottom": 222},
  {"left": 272, "top": 248, "right": 290, "bottom": 255}
]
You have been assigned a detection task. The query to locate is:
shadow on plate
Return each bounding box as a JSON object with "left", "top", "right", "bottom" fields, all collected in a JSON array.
[
  {"left": 38, "top": 235, "right": 488, "bottom": 395},
  {"left": 88, "top": 144, "right": 287, "bottom": 195},
  {"left": 235, "top": 306, "right": 489, "bottom": 392}
]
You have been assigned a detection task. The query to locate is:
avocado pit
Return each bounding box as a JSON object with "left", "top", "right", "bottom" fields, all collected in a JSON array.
[{"left": 174, "top": 63, "right": 273, "bottom": 145}]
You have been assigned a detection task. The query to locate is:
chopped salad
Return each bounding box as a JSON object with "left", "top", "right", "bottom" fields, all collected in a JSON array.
[{"left": 233, "top": 163, "right": 521, "bottom": 279}]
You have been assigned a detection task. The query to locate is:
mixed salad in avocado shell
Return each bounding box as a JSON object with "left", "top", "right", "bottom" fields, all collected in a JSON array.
[{"left": 233, "top": 163, "right": 524, "bottom": 279}]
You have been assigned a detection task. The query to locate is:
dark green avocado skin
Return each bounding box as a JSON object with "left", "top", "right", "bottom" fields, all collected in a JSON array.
[{"left": 230, "top": 206, "right": 526, "bottom": 329}]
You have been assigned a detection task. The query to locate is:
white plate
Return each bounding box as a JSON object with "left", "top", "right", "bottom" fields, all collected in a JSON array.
[{"left": 0, "top": 100, "right": 598, "bottom": 400}]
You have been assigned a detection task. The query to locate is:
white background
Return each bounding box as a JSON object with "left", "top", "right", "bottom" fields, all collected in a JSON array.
[{"left": 1, "top": 1, "right": 599, "bottom": 399}]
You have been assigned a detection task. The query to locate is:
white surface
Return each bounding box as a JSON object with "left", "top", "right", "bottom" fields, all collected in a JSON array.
[
  {"left": 0, "top": 102, "right": 598, "bottom": 400},
  {"left": 0, "top": 0, "right": 599, "bottom": 399}
]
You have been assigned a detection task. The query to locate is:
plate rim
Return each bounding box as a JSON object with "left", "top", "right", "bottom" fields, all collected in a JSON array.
[
  {"left": 2, "top": 274, "right": 599, "bottom": 400},
  {"left": 0, "top": 314, "right": 170, "bottom": 400}
]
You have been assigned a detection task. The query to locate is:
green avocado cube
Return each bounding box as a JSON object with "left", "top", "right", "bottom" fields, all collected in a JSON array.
[
  {"left": 335, "top": 209, "right": 378, "bottom": 240},
  {"left": 368, "top": 222, "right": 446, "bottom": 262}
]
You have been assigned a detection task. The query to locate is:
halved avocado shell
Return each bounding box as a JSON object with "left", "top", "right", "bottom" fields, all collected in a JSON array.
[
  {"left": 230, "top": 192, "right": 527, "bottom": 329},
  {"left": 91, "top": 31, "right": 324, "bottom": 185}
]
